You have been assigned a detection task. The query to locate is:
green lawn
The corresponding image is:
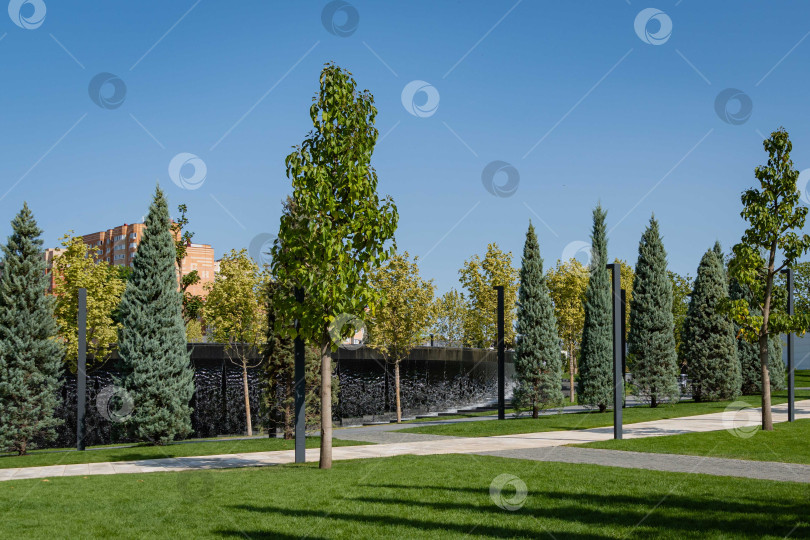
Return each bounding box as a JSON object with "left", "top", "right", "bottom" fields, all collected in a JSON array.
[
  {"left": 796, "top": 369, "right": 810, "bottom": 387},
  {"left": 578, "top": 418, "right": 810, "bottom": 464},
  {"left": 0, "top": 454, "right": 806, "bottom": 538},
  {"left": 398, "top": 390, "right": 810, "bottom": 438},
  {"left": 0, "top": 437, "right": 369, "bottom": 470}
]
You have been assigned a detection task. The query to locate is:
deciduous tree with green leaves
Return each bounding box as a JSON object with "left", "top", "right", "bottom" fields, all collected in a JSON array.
[
  {"left": 669, "top": 270, "right": 693, "bottom": 364},
  {"left": 432, "top": 289, "right": 468, "bottom": 347},
  {"left": 728, "top": 128, "right": 810, "bottom": 430},
  {"left": 367, "top": 251, "right": 435, "bottom": 423},
  {"left": 578, "top": 205, "right": 613, "bottom": 412},
  {"left": 204, "top": 249, "right": 267, "bottom": 436},
  {"left": 514, "top": 223, "right": 563, "bottom": 416},
  {"left": 271, "top": 64, "right": 398, "bottom": 468},
  {"left": 53, "top": 234, "right": 126, "bottom": 371},
  {"left": 458, "top": 243, "right": 519, "bottom": 349},
  {"left": 117, "top": 187, "right": 195, "bottom": 445},
  {"left": 171, "top": 204, "right": 203, "bottom": 323},
  {"left": 627, "top": 216, "right": 679, "bottom": 407},
  {"left": 547, "top": 258, "right": 588, "bottom": 402},
  {"left": 0, "top": 204, "right": 64, "bottom": 455}
]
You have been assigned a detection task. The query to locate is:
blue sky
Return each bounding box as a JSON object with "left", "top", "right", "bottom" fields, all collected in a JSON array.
[{"left": 1, "top": 1, "right": 809, "bottom": 294}]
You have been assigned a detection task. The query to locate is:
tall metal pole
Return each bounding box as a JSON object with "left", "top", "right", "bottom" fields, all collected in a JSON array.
[
  {"left": 495, "top": 285, "right": 505, "bottom": 420},
  {"left": 785, "top": 268, "right": 795, "bottom": 422},
  {"left": 607, "top": 264, "right": 622, "bottom": 439},
  {"left": 621, "top": 288, "right": 627, "bottom": 409},
  {"left": 76, "top": 288, "right": 87, "bottom": 451},
  {"left": 294, "top": 287, "right": 306, "bottom": 463}
]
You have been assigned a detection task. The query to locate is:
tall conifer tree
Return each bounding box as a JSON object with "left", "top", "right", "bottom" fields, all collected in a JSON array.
[
  {"left": 627, "top": 216, "right": 679, "bottom": 407},
  {"left": 514, "top": 222, "right": 563, "bottom": 417},
  {"left": 682, "top": 247, "right": 741, "bottom": 401},
  {"left": 0, "top": 204, "right": 63, "bottom": 455},
  {"left": 578, "top": 205, "right": 613, "bottom": 411},
  {"left": 117, "top": 187, "right": 194, "bottom": 445}
]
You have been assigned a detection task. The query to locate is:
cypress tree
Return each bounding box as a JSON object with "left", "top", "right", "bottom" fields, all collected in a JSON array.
[
  {"left": 628, "top": 216, "right": 680, "bottom": 407},
  {"left": 682, "top": 247, "right": 741, "bottom": 401},
  {"left": 729, "top": 277, "right": 786, "bottom": 394},
  {"left": 0, "top": 204, "right": 63, "bottom": 455},
  {"left": 514, "top": 222, "right": 563, "bottom": 417},
  {"left": 117, "top": 187, "right": 194, "bottom": 445},
  {"left": 578, "top": 205, "right": 613, "bottom": 411}
]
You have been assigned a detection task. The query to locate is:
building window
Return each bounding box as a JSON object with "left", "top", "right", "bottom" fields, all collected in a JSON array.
[
  {"left": 130, "top": 233, "right": 137, "bottom": 239},
  {"left": 129, "top": 243, "right": 137, "bottom": 249}
]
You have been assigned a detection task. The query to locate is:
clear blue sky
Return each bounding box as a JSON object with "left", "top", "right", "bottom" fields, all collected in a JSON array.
[{"left": 1, "top": 1, "right": 809, "bottom": 293}]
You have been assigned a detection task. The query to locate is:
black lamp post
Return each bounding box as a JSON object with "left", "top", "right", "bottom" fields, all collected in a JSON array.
[
  {"left": 782, "top": 268, "right": 795, "bottom": 422},
  {"left": 606, "top": 264, "right": 622, "bottom": 439},
  {"left": 494, "top": 285, "right": 505, "bottom": 420}
]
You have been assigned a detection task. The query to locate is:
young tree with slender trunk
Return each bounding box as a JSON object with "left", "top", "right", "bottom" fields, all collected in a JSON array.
[
  {"left": 117, "top": 187, "right": 195, "bottom": 445},
  {"left": 458, "top": 243, "right": 519, "bottom": 348},
  {"left": 432, "top": 289, "right": 468, "bottom": 347},
  {"left": 204, "top": 249, "right": 267, "bottom": 436},
  {"left": 271, "top": 64, "right": 398, "bottom": 468},
  {"left": 171, "top": 204, "right": 203, "bottom": 324},
  {"left": 367, "top": 251, "right": 435, "bottom": 422},
  {"left": 728, "top": 128, "right": 810, "bottom": 430},
  {"left": 53, "top": 233, "right": 126, "bottom": 371},
  {"left": 514, "top": 222, "right": 563, "bottom": 417},
  {"left": 0, "top": 204, "right": 63, "bottom": 455},
  {"left": 547, "top": 259, "right": 588, "bottom": 402},
  {"left": 627, "top": 216, "right": 679, "bottom": 407},
  {"left": 578, "top": 205, "right": 613, "bottom": 412}
]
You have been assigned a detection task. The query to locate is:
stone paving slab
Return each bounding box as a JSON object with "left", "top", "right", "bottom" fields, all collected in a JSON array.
[
  {"left": 2, "top": 399, "right": 809, "bottom": 482},
  {"left": 474, "top": 446, "right": 810, "bottom": 483}
]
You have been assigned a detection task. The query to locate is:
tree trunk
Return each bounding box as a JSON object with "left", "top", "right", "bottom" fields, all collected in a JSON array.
[
  {"left": 319, "top": 342, "right": 333, "bottom": 469},
  {"left": 242, "top": 363, "right": 252, "bottom": 437},
  {"left": 532, "top": 403, "right": 539, "bottom": 419},
  {"left": 569, "top": 345, "right": 576, "bottom": 403},
  {"left": 760, "top": 240, "right": 777, "bottom": 431},
  {"left": 395, "top": 360, "right": 402, "bottom": 423},
  {"left": 759, "top": 332, "right": 773, "bottom": 431}
]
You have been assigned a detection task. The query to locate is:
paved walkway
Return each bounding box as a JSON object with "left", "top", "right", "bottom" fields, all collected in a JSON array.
[
  {"left": 2, "top": 400, "right": 808, "bottom": 483},
  {"left": 476, "top": 447, "right": 810, "bottom": 483}
]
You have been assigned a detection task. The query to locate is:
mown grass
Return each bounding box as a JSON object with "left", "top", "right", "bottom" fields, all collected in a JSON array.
[
  {"left": 0, "top": 437, "right": 369, "bottom": 470},
  {"left": 0, "top": 454, "right": 806, "bottom": 538},
  {"left": 578, "top": 418, "right": 810, "bottom": 464},
  {"left": 398, "top": 390, "right": 810, "bottom": 438}
]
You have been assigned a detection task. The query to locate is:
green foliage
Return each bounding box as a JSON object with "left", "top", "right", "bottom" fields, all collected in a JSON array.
[
  {"left": 513, "top": 223, "right": 563, "bottom": 415},
  {"left": 270, "top": 64, "right": 397, "bottom": 466},
  {"left": 627, "top": 216, "right": 679, "bottom": 406},
  {"left": 0, "top": 204, "right": 63, "bottom": 454},
  {"left": 205, "top": 249, "right": 266, "bottom": 350},
  {"left": 728, "top": 128, "right": 810, "bottom": 428},
  {"left": 578, "top": 205, "right": 613, "bottom": 411},
  {"left": 547, "top": 258, "right": 588, "bottom": 374},
  {"left": 682, "top": 247, "right": 741, "bottom": 401},
  {"left": 432, "top": 288, "right": 468, "bottom": 347},
  {"left": 729, "top": 277, "right": 786, "bottom": 394},
  {"left": 367, "top": 251, "right": 435, "bottom": 361},
  {"left": 458, "top": 243, "right": 519, "bottom": 348},
  {"left": 261, "top": 281, "right": 332, "bottom": 438},
  {"left": 270, "top": 64, "right": 398, "bottom": 349},
  {"left": 729, "top": 128, "right": 810, "bottom": 340},
  {"left": 669, "top": 270, "right": 693, "bottom": 364},
  {"left": 117, "top": 187, "right": 195, "bottom": 445},
  {"left": 53, "top": 233, "right": 126, "bottom": 371},
  {"left": 171, "top": 204, "right": 203, "bottom": 323}
]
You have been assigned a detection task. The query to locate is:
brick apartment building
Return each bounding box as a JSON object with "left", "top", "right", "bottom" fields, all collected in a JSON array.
[{"left": 79, "top": 222, "right": 216, "bottom": 297}]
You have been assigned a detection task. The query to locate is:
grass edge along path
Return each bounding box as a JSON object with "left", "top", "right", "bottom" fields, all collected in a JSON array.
[
  {"left": 397, "top": 391, "right": 810, "bottom": 437},
  {"left": 0, "top": 437, "right": 370, "bottom": 470},
  {"left": 576, "top": 417, "right": 810, "bottom": 465},
  {"left": 0, "top": 454, "right": 806, "bottom": 539}
]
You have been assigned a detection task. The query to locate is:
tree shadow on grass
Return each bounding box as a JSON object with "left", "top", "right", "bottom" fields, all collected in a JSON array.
[
  {"left": 347, "top": 483, "right": 808, "bottom": 537},
  {"left": 219, "top": 504, "right": 611, "bottom": 539}
]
